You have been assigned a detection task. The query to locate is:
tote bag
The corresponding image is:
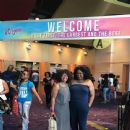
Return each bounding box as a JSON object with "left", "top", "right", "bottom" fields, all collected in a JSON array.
[{"left": 48, "top": 117, "right": 57, "bottom": 130}]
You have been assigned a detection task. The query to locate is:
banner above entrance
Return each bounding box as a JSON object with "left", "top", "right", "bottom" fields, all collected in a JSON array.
[{"left": 1, "top": 15, "right": 130, "bottom": 41}]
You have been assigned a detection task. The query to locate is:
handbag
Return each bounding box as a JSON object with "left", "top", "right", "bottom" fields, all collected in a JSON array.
[
  {"left": 0, "top": 97, "right": 11, "bottom": 114},
  {"left": 48, "top": 117, "right": 57, "bottom": 130}
]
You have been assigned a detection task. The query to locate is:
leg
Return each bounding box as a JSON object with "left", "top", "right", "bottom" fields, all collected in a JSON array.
[
  {"left": 78, "top": 105, "right": 89, "bottom": 130},
  {"left": 107, "top": 89, "right": 113, "bottom": 101},
  {"left": 19, "top": 102, "right": 23, "bottom": 116},
  {"left": 103, "top": 88, "right": 107, "bottom": 103},
  {"left": 44, "top": 87, "right": 49, "bottom": 105},
  {"left": 114, "top": 89, "right": 117, "bottom": 100},
  {"left": 70, "top": 102, "right": 78, "bottom": 130},
  {"left": 22, "top": 101, "right": 31, "bottom": 130},
  {"left": 0, "top": 111, "right": 4, "bottom": 130},
  {"left": 48, "top": 88, "right": 52, "bottom": 105}
]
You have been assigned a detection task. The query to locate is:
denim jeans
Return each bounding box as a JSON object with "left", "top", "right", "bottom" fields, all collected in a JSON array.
[
  {"left": 0, "top": 110, "right": 4, "bottom": 130},
  {"left": 103, "top": 87, "right": 110, "bottom": 102},
  {"left": 19, "top": 101, "right": 31, "bottom": 130}
]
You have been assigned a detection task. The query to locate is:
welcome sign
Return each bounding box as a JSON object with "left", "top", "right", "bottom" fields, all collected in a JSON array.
[{"left": 1, "top": 15, "right": 130, "bottom": 40}]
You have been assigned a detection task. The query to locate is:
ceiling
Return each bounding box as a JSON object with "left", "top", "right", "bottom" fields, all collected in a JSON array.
[
  {"left": 53, "top": 0, "right": 130, "bottom": 18},
  {"left": 0, "top": 0, "right": 130, "bottom": 47}
]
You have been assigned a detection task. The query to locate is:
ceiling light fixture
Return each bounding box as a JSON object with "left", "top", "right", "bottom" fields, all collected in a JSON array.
[
  {"left": 26, "top": 42, "right": 32, "bottom": 51},
  {"left": 84, "top": 51, "right": 88, "bottom": 56},
  {"left": 57, "top": 48, "right": 63, "bottom": 54}
]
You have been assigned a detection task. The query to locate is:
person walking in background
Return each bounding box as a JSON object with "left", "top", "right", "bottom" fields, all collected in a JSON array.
[
  {"left": 102, "top": 74, "right": 111, "bottom": 103},
  {"left": 113, "top": 75, "right": 119, "bottom": 100},
  {"left": 43, "top": 72, "right": 52, "bottom": 107},
  {"left": 17, "top": 70, "right": 43, "bottom": 130},
  {"left": 51, "top": 69, "right": 72, "bottom": 130},
  {"left": 0, "top": 78, "right": 9, "bottom": 130},
  {"left": 31, "top": 70, "right": 39, "bottom": 92},
  {"left": 70, "top": 65, "right": 95, "bottom": 130}
]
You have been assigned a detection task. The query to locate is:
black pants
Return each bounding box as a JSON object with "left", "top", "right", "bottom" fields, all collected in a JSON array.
[
  {"left": 70, "top": 101, "right": 89, "bottom": 130},
  {"left": 44, "top": 86, "right": 51, "bottom": 105}
]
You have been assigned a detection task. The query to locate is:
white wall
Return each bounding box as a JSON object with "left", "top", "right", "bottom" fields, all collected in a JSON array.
[{"left": 0, "top": 41, "right": 95, "bottom": 70}]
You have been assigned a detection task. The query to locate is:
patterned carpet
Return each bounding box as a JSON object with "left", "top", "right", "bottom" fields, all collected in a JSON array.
[{"left": 3, "top": 96, "right": 118, "bottom": 130}]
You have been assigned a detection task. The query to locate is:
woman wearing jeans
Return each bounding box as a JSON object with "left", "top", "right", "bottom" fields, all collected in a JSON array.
[
  {"left": 0, "top": 79, "right": 9, "bottom": 130},
  {"left": 17, "top": 70, "right": 43, "bottom": 130}
]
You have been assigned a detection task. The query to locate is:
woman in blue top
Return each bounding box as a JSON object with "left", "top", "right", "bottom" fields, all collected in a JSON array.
[
  {"left": 17, "top": 70, "right": 43, "bottom": 130},
  {"left": 70, "top": 65, "right": 95, "bottom": 130}
]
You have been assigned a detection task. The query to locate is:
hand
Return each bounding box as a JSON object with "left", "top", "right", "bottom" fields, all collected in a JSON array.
[
  {"left": 88, "top": 104, "right": 91, "bottom": 108},
  {"left": 51, "top": 112, "right": 56, "bottom": 119},
  {"left": 39, "top": 99, "right": 43, "bottom": 104}
]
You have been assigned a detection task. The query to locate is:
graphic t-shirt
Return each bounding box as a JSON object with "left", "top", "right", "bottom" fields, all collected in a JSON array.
[{"left": 17, "top": 81, "right": 34, "bottom": 103}]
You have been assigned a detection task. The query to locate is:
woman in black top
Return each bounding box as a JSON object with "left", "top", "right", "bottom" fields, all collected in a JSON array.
[{"left": 43, "top": 72, "right": 52, "bottom": 106}]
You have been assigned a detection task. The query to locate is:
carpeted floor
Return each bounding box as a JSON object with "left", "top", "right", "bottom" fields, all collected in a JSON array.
[
  {"left": 88, "top": 97, "right": 118, "bottom": 130},
  {"left": 3, "top": 96, "right": 118, "bottom": 130}
]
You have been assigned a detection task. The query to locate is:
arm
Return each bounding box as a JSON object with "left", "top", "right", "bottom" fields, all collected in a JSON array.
[
  {"left": 87, "top": 80, "right": 95, "bottom": 108},
  {"left": 32, "top": 87, "right": 43, "bottom": 104},
  {"left": 1, "top": 80, "right": 9, "bottom": 94},
  {"left": 10, "top": 81, "right": 17, "bottom": 89},
  {"left": 51, "top": 83, "right": 59, "bottom": 113}
]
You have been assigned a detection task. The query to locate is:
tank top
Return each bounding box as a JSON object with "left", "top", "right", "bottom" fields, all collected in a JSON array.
[
  {"left": 0, "top": 79, "right": 7, "bottom": 100},
  {"left": 70, "top": 84, "right": 89, "bottom": 103},
  {"left": 56, "top": 83, "right": 70, "bottom": 105}
]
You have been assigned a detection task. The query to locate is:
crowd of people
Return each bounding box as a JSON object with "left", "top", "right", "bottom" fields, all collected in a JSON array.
[
  {"left": 0, "top": 64, "right": 95, "bottom": 130},
  {"left": 98, "top": 73, "right": 120, "bottom": 104},
  {"left": 0, "top": 65, "right": 42, "bottom": 130}
]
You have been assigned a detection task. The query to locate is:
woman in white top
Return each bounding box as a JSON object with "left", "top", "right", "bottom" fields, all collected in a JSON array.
[{"left": 0, "top": 79, "right": 9, "bottom": 130}]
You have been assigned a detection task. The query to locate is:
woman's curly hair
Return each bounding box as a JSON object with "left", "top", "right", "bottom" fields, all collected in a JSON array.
[
  {"left": 74, "top": 65, "right": 92, "bottom": 80},
  {"left": 44, "top": 72, "right": 51, "bottom": 77},
  {"left": 55, "top": 69, "right": 72, "bottom": 83}
]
